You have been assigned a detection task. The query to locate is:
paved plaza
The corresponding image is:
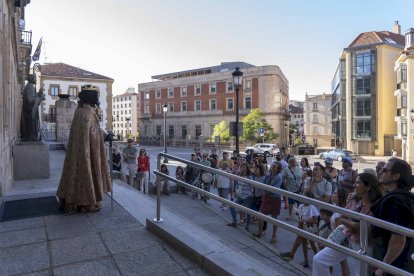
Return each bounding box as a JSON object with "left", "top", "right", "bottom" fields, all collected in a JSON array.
[{"left": 1, "top": 145, "right": 390, "bottom": 275}]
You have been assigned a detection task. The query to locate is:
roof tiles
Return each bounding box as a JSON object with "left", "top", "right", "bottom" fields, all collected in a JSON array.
[{"left": 40, "top": 62, "right": 113, "bottom": 81}]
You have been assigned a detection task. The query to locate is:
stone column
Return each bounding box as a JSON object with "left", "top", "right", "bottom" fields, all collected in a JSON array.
[{"left": 55, "top": 96, "right": 77, "bottom": 142}]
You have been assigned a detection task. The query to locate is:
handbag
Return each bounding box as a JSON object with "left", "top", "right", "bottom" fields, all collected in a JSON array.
[
  {"left": 235, "top": 182, "right": 244, "bottom": 197},
  {"left": 327, "top": 225, "right": 349, "bottom": 247},
  {"left": 201, "top": 172, "right": 213, "bottom": 184}
]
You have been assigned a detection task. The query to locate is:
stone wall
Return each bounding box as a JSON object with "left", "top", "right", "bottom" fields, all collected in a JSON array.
[
  {"left": 55, "top": 98, "right": 77, "bottom": 142},
  {"left": 0, "top": 0, "right": 29, "bottom": 197}
]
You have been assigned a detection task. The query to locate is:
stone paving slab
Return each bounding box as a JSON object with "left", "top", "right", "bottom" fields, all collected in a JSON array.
[
  {"left": 0, "top": 242, "right": 50, "bottom": 275},
  {"left": 53, "top": 258, "right": 120, "bottom": 276},
  {"left": 0, "top": 195, "right": 208, "bottom": 275},
  {"left": 0, "top": 227, "right": 46, "bottom": 248}
]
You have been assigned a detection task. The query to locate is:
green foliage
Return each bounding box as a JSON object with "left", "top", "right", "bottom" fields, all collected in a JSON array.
[
  {"left": 240, "top": 109, "right": 278, "bottom": 143},
  {"left": 295, "top": 137, "right": 302, "bottom": 145},
  {"left": 210, "top": 120, "right": 230, "bottom": 142}
]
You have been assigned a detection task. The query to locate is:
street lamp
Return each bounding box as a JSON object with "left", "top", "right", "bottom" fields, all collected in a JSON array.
[
  {"left": 232, "top": 67, "right": 243, "bottom": 154},
  {"left": 162, "top": 103, "right": 168, "bottom": 162}
]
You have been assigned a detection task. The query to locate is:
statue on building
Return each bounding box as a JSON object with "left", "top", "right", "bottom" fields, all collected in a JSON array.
[{"left": 20, "top": 74, "right": 45, "bottom": 141}]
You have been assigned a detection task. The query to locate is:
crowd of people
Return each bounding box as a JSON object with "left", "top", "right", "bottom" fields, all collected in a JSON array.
[
  {"left": 112, "top": 143, "right": 414, "bottom": 275},
  {"left": 175, "top": 148, "right": 414, "bottom": 275}
]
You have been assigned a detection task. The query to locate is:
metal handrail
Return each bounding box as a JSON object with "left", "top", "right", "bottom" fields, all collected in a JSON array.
[{"left": 154, "top": 152, "right": 414, "bottom": 276}]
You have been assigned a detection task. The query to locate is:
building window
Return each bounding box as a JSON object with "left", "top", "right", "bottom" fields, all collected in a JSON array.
[
  {"left": 210, "top": 83, "right": 216, "bottom": 94},
  {"left": 121, "top": 110, "right": 123, "bottom": 115},
  {"left": 312, "top": 114, "right": 318, "bottom": 124},
  {"left": 245, "top": 79, "right": 251, "bottom": 90},
  {"left": 356, "top": 120, "right": 371, "bottom": 138},
  {"left": 181, "top": 101, "right": 187, "bottom": 111},
  {"left": 168, "top": 88, "right": 174, "bottom": 98},
  {"left": 312, "top": 102, "right": 318, "bottom": 111},
  {"left": 144, "top": 103, "right": 150, "bottom": 113},
  {"left": 181, "top": 125, "right": 187, "bottom": 139},
  {"left": 227, "top": 82, "right": 233, "bottom": 92},
  {"left": 356, "top": 52, "right": 373, "bottom": 74},
  {"left": 156, "top": 89, "right": 161, "bottom": 99},
  {"left": 226, "top": 98, "right": 234, "bottom": 110},
  {"left": 50, "top": 85, "right": 59, "bottom": 96},
  {"left": 195, "top": 84, "right": 201, "bottom": 96},
  {"left": 181, "top": 87, "right": 187, "bottom": 97},
  {"left": 209, "top": 99, "right": 216, "bottom": 110},
  {"left": 245, "top": 97, "right": 252, "bottom": 109},
  {"left": 195, "top": 125, "right": 202, "bottom": 137},
  {"left": 144, "top": 91, "right": 149, "bottom": 100},
  {"left": 195, "top": 100, "right": 201, "bottom": 111},
  {"left": 168, "top": 125, "right": 174, "bottom": 139},
  {"left": 156, "top": 125, "right": 162, "bottom": 136},
  {"left": 313, "top": 126, "right": 318, "bottom": 135},
  {"left": 397, "top": 64, "right": 407, "bottom": 84},
  {"left": 168, "top": 102, "right": 174, "bottom": 112},
  {"left": 68, "top": 86, "right": 77, "bottom": 96},
  {"left": 355, "top": 76, "right": 371, "bottom": 95},
  {"left": 155, "top": 103, "right": 161, "bottom": 114},
  {"left": 402, "top": 122, "right": 407, "bottom": 136},
  {"left": 356, "top": 99, "right": 371, "bottom": 116}
]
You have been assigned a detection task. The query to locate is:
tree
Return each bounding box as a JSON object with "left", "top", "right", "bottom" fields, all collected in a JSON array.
[
  {"left": 240, "top": 109, "right": 278, "bottom": 143},
  {"left": 210, "top": 121, "right": 230, "bottom": 142}
]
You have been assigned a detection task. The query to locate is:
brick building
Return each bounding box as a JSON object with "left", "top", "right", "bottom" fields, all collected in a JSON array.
[{"left": 138, "top": 62, "right": 290, "bottom": 146}]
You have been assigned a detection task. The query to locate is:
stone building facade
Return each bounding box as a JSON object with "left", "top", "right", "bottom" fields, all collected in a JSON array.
[
  {"left": 38, "top": 63, "right": 114, "bottom": 131},
  {"left": 0, "top": 0, "right": 32, "bottom": 197},
  {"left": 304, "top": 93, "right": 334, "bottom": 147},
  {"left": 112, "top": 88, "right": 139, "bottom": 141},
  {"left": 138, "top": 62, "right": 290, "bottom": 146},
  {"left": 394, "top": 28, "right": 414, "bottom": 162}
]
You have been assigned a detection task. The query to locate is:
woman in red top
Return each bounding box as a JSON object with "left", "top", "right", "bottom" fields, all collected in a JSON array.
[{"left": 137, "top": 149, "right": 150, "bottom": 194}]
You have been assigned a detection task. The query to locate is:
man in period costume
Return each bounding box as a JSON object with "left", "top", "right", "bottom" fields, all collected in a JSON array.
[{"left": 57, "top": 84, "right": 111, "bottom": 214}]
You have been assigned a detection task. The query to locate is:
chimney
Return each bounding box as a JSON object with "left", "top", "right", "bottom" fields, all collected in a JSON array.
[
  {"left": 393, "top": 21, "right": 401, "bottom": 35},
  {"left": 405, "top": 28, "right": 414, "bottom": 50}
]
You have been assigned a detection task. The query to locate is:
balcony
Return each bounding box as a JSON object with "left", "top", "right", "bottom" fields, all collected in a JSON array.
[{"left": 19, "top": 30, "right": 32, "bottom": 45}]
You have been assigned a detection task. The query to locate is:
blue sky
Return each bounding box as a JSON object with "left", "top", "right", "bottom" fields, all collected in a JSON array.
[{"left": 25, "top": 0, "right": 413, "bottom": 100}]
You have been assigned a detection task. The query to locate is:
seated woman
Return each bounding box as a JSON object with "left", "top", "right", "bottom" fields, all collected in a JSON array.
[
  {"left": 156, "top": 164, "right": 170, "bottom": 195},
  {"left": 312, "top": 173, "right": 383, "bottom": 276}
]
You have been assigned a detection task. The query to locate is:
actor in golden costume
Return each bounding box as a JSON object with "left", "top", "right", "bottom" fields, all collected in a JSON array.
[{"left": 57, "top": 84, "right": 111, "bottom": 214}]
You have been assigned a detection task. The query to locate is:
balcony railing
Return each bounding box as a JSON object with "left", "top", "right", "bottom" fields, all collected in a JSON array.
[{"left": 19, "top": 30, "right": 32, "bottom": 45}]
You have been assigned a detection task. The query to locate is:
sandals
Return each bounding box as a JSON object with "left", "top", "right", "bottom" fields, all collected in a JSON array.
[{"left": 270, "top": 236, "right": 277, "bottom": 244}]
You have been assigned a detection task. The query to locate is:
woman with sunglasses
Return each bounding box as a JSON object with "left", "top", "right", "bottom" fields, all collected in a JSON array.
[{"left": 137, "top": 148, "right": 150, "bottom": 194}]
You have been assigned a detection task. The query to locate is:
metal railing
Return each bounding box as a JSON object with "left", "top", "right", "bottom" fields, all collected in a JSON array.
[
  {"left": 19, "top": 30, "right": 32, "bottom": 45},
  {"left": 154, "top": 152, "right": 414, "bottom": 276}
]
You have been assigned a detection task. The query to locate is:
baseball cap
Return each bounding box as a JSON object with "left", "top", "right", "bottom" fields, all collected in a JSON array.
[{"left": 342, "top": 157, "right": 353, "bottom": 166}]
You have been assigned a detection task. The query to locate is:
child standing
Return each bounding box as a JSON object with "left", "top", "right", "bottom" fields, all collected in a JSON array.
[{"left": 280, "top": 191, "right": 319, "bottom": 267}]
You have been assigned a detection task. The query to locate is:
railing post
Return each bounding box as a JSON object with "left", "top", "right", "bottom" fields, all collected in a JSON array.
[
  {"left": 359, "top": 220, "right": 369, "bottom": 276},
  {"left": 153, "top": 154, "right": 163, "bottom": 223}
]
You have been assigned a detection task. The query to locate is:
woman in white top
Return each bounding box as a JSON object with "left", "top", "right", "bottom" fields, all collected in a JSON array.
[
  {"left": 282, "top": 157, "right": 303, "bottom": 220},
  {"left": 216, "top": 161, "right": 231, "bottom": 209}
]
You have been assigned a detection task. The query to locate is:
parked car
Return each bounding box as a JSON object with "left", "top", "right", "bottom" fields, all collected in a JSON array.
[
  {"left": 245, "top": 143, "right": 278, "bottom": 157},
  {"left": 319, "top": 149, "right": 356, "bottom": 161}
]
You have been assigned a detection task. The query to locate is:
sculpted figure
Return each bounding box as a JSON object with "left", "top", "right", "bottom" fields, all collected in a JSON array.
[{"left": 20, "top": 74, "right": 45, "bottom": 141}]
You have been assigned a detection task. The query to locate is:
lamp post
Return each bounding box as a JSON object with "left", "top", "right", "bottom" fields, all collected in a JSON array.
[
  {"left": 232, "top": 67, "right": 243, "bottom": 154},
  {"left": 162, "top": 103, "right": 168, "bottom": 162}
]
